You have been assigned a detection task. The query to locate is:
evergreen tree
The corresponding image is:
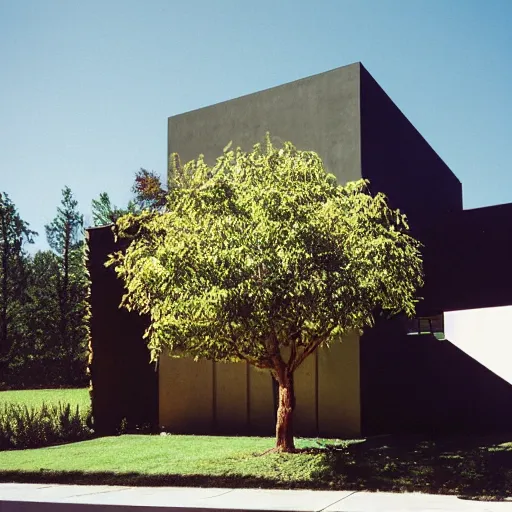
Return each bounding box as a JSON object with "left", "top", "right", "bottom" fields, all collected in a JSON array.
[
  {"left": 91, "top": 192, "right": 136, "bottom": 226},
  {"left": 8, "top": 250, "right": 62, "bottom": 387},
  {"left": 91, "top": 168, "right": 166, "bottom": 228},
  {"left": 45, "top": 187, "right": 88, "bottom": 385},
  {"left": 0, "top": 192, "right": 36, "bottom": 376}
]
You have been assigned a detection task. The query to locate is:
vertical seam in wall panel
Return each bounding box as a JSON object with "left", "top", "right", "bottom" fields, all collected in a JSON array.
[
  {"left": 156, "top": 358, "right": 160, "bottom": 429},
  {"left": 212, "top": 361, "right": 217, "bottom": 433},
  {"left": 358, "top": 334, "right": 365, "bottom": 436},
  {"left": 357, "top": 336, "right": 362, "bottom": 436},
  {"left": 315, "top": 349, "right": 319, "bottom": 436},
  {"left": 246, "top": 361, "right": 251, "bottom": 432}
]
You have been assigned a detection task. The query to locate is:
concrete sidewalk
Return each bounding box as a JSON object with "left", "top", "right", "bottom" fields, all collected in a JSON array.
[{"left": 0, "top": 483, "right": 511, "bottom": 511}]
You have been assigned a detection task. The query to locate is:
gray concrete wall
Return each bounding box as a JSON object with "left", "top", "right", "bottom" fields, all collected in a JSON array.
[
  {"left": 159, "top": 338, "right": 361, "bottom": 437},
  {"left": 168, "top": 62, "right": 363, "bottom": 185}
]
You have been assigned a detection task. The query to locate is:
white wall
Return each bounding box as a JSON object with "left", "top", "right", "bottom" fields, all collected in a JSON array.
[{"left": 444, "top": 305, "right": 512, "bottom": 384}]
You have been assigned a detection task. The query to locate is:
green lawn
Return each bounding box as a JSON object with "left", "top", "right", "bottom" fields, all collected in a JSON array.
[
  {"left": 0, "top": 433, "right": 511, "bottom": 499},
  {"left": 0, "top": 388, "right": 90, "bottom": 411},
  {"left": 0, "top": 435, "right": 326, "bottom": 484}
]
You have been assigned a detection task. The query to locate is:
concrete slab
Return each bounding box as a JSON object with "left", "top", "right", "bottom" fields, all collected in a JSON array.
[
  {"left": 1, "top": 485, "right": 511, "bottom": 512},
  {"left": 0, "top": 485, "right": 352, "bottom": 511},
  {"left": 53, "top": 486, "right": 237, "bottom": 507},
  {"left": 324, "top": 491, "right": 512, "bottom": 511},
  {"left": 0, "top": 484, "right": 127, "bottom": 501},
  {"left": 194, "top": 489, "right": 354, "bottom": 511}
]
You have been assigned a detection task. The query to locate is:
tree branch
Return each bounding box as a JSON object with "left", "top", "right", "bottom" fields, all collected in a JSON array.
[{"left": 290, "top": 336, "right": 324, "bottom": 372}]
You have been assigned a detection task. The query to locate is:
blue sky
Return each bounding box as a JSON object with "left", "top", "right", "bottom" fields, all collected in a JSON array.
[{"left": 1, "top": 0, "right": 511, "bottom": 251}]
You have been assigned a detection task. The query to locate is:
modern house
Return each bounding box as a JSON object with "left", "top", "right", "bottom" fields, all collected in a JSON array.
[{"left": 87, "top": 62, "right": 512, "bottom": 438}]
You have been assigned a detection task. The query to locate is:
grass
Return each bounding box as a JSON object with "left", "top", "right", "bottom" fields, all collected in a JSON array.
[
  {"left": 0, "top": 388, "right": 90, "bottom": 411},
  {"left": 0, "top": 435, "right": 322, "bottom": 482},
  {"left": 0, "top": 433, "right": 511, "bottom": 499}
]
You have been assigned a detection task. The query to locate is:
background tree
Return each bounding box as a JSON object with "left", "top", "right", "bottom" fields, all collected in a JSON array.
[
  {"left": 132, "top": 168, "right": 166, "bottom": 211},
  {"left": 0, "top": 192, "right": 36, "bottom": 375},
  {"left": 91, "top": 192, "right": 136, "bottom": 226},
  {"left": 110, "top": 139, "right": 423, "bottom": 452},
  {"left": 45, "top": 187, "right": 88, "bottom": 385},
  {"left": 7, "top": 250, "right": 63, "bottom": 387},
  {"left": 91, "top": 168, "right": 166, "bottom": 227}
]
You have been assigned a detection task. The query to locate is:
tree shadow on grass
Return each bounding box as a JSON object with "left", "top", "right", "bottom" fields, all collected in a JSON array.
[{"left": 323, "top": 433, "right": 512, "bottom": 500}]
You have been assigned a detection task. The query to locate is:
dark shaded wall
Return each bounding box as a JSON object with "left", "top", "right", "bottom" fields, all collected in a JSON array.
[
  {"left": 419, "top": 203, "right": 512, "bottom": 315},
  {"left": 86, "top": 226, "right": 157, "bottom": 435},
  {"left": 363, "top": 202, "right": 512, "bottom": 437},
  {"left": 360, "top": 65, "right": 463, "bottom": 236},
  {"left": 360, "top": 318, "right": 512, "bottom": 437}
]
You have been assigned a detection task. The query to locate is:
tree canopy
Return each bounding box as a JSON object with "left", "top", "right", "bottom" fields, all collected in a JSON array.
[
  {"left": 131, "top": 168, "right": 166, "bottom": 212},
  {"left": 91, "top": 169, "right": 166, "bottom": 227},
  {"left": 1, "top": 188, "right": 90, "bottom": 389},
  {"left": 91, "top": 192, "right": 135, "bottom": 226},
  {"left": 45, "top": 187, "right": 89, "bottom": 385},
  {"left": 0, "top": 192, "right": 36, "bottom": 366},
  {"left": 110, "top": 137, "right": 423, "bottom": 451}
]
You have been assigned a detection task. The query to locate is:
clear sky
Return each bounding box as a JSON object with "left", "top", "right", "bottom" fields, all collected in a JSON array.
[{"left": 1, "top": 0, "right": 511, "bottom": 251}]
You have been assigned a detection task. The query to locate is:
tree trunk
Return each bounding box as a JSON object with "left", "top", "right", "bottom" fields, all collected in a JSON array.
[{"left": 275, "top": 370, "right": 296, "bottom": 452}]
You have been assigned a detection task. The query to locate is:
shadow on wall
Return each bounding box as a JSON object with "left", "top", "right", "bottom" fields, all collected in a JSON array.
[{"left": 360, "top": 317, "right": 512, "bottom": 437}]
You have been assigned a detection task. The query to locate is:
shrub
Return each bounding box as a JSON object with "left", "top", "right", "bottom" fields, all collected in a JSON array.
[{"left": 0, "top": 402, "right": 93, "bottom": 450}]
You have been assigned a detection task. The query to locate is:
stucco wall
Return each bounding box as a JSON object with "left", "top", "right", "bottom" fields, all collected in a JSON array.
[
  {"left": 215, "top": 361, "right": 248, "bottom": 434},
  {"left": 318, "top": 333, "right": 361, "bottom": 437},
  {"left": 168, "top": 63, "right": 362, "bottom": 185},
  {"left": 293, "top": 350, "right": 317, "bottom": 435},
  {"left": 159, "top": 356, "right": 214, "bottom": 434},
  {"left": 248, "top": 365, "right": 275, "bottom": 434},
  {"left": 158, "top": 334, "right": 361, "bottom": 437}
]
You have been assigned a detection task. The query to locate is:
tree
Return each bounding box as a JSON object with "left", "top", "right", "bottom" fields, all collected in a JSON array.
[
  {"left": 110, "top": 138, "right": 423, "bottom": 452},
  {"left": 7, "top": 250, "right": 62, "bottom": 387},
  {"left": 91, "top": 192, "right": 136, "bottom": 226},
  {"left": 91, "top": 168, "right": 165, "bottom": 227},
  {"left": 45, "top": 187, "right": 88, "bottom": 384},
  {"left": 0, "top": 192, "right": 36, "bottom": 367},
  {"left": 132, "top": 168, "right": 166, "bottom": 212}
]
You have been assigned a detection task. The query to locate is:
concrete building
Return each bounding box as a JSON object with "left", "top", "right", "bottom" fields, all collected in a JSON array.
[{"left": 87, "top": 62, "right": 512, "bottom": 438}]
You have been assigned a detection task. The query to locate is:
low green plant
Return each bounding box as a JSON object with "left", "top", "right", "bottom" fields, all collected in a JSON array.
[
  {"left": 117, "top": 417, "right": 128, "bottom": 436},
  {"left": 0, "top": 402, "right": 93, "bottom": 450}
]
